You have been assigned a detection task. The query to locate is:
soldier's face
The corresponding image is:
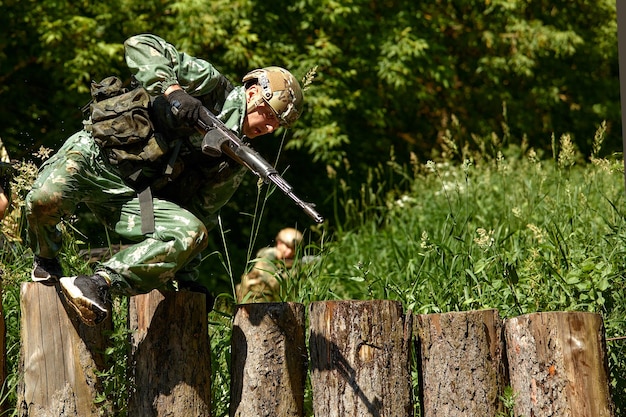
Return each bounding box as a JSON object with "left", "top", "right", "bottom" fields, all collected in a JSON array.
[
  {"left": 276, "top": 240, "right": 295, "bottom": 260},
  {"left": 243, "top": 85, "right": 280, "bottom": 138}
]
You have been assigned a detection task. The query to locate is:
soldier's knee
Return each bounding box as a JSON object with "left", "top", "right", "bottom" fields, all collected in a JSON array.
[
  {"left": 186, "top": 217, "right": 209, "bottom": 252},
  {"left": 26, "top": 188, "right": 61, "bottom": 220}
]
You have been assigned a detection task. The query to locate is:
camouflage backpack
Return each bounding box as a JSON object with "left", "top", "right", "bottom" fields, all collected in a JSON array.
[
  {"left": 85, "top": 76, "right": 169, "bottom": 177},
  {"left": 85, "top": 76, "right": 176, "bottom": 234}
]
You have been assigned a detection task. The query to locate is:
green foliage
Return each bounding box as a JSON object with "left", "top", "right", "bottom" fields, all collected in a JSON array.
[
  {"left": 496, "top": 386, "right": 518, "bottom": 417},
  {"left": 208, "top": 296, "right": 235, "bottom": 417},
  {"left": 301, "top": 124, "right": 626, "bottom": 413},
  {"left": 1, "top": 1, "right": 625, "bottom": 413},
  {"left": 0, "top": 0, "right": 621, "bottom": 259},
  {"left": 1, "top": 128, "right": 626, "bottom": 413},
  {"left": 95, "top": 298, "right": 130, "bottom": 416},
  {"left": 0, "top": 254, "right": 31, "bottom": 416},
  {"left": 0, "top": 0, "right": 619, "bottom": 164}
]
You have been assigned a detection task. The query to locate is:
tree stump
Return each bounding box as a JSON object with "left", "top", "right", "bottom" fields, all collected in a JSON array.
[
  {"left": 230, "top": 302, "right": 307, "bottom": 417},
  {"left": 127, "top": 290, "right": 211, "bottom": 417},
  {"left": 17, "top": 282, "right": 112, "bottom": 417},
  {"left": 309, "top": 300, "right": 413, "bottom": 417},
  {"left": 414, "top": 309, "right": 506, "bottom": 417},
  {"left": 505, "top": 311, "right": 614, "bottom": 417}
]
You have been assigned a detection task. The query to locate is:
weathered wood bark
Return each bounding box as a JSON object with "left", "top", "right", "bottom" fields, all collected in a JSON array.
[
  {"left": 17, "top": 282, "right": 113, "bottom": 417},
  {"left": 127, "top": 289, "right": 212, "bottom": 417},
  {"left": 505, "top": 311, "right": 614, "bottom": 417},
  {"left": 230, "top": 302, "right": 307, "bottom": 417},
  {"left": 309, "top": 300, "right": 413, "bottom": 417},
  {"left": 414, "top": 309, "right": 506, "bottom": 417}
]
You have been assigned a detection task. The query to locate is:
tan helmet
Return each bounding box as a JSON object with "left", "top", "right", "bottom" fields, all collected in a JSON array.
[
  {"left": 276, "top": 227, "right": 303, "bottom": 250},
  {"left": 242, "top": 66, "right": 304, "bottom": 127}
]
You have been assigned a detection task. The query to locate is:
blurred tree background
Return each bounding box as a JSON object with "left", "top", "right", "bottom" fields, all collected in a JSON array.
[{"left": 0, "top": 0, "right": 620, "bottom": 292}]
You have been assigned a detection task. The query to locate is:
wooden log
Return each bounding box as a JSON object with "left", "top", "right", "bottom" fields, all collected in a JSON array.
[
  {"left": 127, "top": 289, "right": 212, "bottom": 417},
  {"left": 17, "top": 282, "right": 112, "bottom": 417},
  {"left": 505, "top": 311, "right": 614, "bottom": 417},
  {"left": 230, "top": 302, "right": 307, "bottom": 417},
  {"left": 414, "top": 309, "right": 506, "bottom": 417},
  {"left": 309, "top": 300, "right": 413, "bottom": 417}
]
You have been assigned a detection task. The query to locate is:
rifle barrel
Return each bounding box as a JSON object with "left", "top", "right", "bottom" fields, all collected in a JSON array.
[{"left": 190, "top": 106, "right": 325, "bottom": 224}]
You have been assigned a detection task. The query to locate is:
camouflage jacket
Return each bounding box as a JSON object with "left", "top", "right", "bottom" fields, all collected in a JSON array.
[
  {"left": 124, "top": 33, "right": 247, "bottom": 134},
  {"left": 237, "top": 246, "right": 296, "bottom": 302},
  {"left": 122, "top": 34, "right": 248, "bottom": 215}
]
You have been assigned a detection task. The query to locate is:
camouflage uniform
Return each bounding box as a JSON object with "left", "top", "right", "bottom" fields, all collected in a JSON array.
[
  {"left": 26, "top": 34, "right": 249, "bottom": 296},
  {"left": 0, "top": 137, "right": 12, "bottom": 204},
  {"left": 0, "top": 137, "right": 13, "bottom": 231},
  {"left": 237, "top": 246, "right": 292, "bottom": 302}
]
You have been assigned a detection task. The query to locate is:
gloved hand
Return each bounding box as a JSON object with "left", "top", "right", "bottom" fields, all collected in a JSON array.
[
  {"left": 0, "top": 162, "right": 15, "bottom": 198},
  {"left": 166, "top": 89, "right": 203, "bottom": 124}
]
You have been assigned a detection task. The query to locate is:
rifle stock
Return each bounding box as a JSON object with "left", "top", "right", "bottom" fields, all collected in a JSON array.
[{"left": 172, "top": 104, "right": 324, "bottom": 224}]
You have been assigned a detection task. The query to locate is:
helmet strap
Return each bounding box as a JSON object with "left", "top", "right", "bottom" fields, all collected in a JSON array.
[{"left": 245, "top": 86, "right": 266, "bottom": 115}]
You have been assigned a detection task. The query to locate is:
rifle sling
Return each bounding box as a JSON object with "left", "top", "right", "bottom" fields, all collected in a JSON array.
[
  {"left": 136, "top": 138, "right": 183, "bottom": 235},
  {"left": 165, "top": 139, "right": 182, "bottom": 175},
  {"left": 138, "top": 187, "right": 155, "bottom": 235}
]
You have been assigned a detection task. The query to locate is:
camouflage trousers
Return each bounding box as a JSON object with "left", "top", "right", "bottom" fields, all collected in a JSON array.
[{"left": 26, "top": 130, "right": 210, "bottom": 296}]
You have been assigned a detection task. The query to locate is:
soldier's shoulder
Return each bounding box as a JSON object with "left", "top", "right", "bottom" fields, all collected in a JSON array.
[{"left": 256, "top": 246, "right": 278, "bottom": 259}]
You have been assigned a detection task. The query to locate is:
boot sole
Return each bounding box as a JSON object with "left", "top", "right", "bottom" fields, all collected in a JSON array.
[
  {"left": 59, "top": 276, "right": 108, "bottom": 326},
  {"left": 31, "top": 274, "right": 58, "bottom": 285}
]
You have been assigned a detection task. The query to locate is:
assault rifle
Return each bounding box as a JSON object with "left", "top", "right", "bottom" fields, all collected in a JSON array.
[{"left": 172, "top": 104, "right": 324, "bottom": 224}]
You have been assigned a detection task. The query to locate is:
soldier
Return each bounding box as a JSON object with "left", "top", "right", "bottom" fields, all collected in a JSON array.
[
  {"left": 0, "top": 172, "right": 10, "bottom": 221},
  {"left": 0, "top": 187, "right": 7, "bottom": 221},
  {"left": 237, "top": 227, "right": 304, "bottom": 302},
  {"left": 25, "top": 34, "right": 304, "bottom": 326},
  {"left": 0, "top": 138, "right": 13, "bottom": 221}
]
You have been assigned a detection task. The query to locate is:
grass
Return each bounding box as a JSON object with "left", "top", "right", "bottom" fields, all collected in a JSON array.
[
  {"left": 296, "top": 126, "right": 626, "bottom": 414},
  {"left": 1, "top": 123, "right": 626, "bottom": 415}
]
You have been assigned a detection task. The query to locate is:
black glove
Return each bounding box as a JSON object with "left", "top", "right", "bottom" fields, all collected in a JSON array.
[
  {"left": 0, "top": 162, "right": 15, "bottom": 198},
  {"left": 166, "top": 89, "right": 203, "bottom": 124}
]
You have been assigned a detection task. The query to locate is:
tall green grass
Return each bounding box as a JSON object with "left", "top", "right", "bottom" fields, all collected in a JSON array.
[
  {"left": 1, "top": 124, "right": 626, "bottom": 415},
  {"left": 294, "top": 125, "right": 626, "bottom": 414}
]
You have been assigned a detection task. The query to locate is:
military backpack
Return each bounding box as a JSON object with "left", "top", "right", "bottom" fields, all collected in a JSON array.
[{"left": 85, "top": 76, "right": 171, "bottom": 176}]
